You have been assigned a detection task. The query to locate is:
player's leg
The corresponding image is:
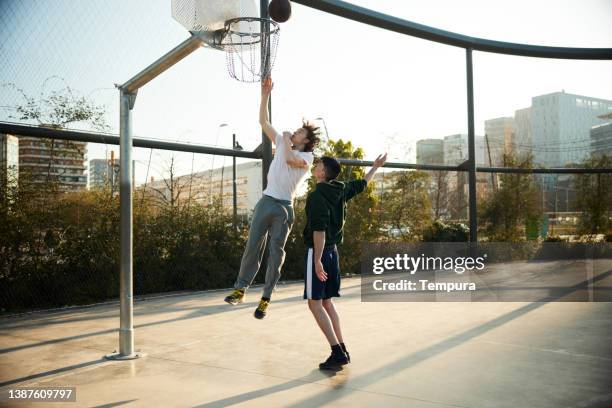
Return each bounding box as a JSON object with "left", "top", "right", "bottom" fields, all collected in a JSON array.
[
  {"left": 321, "top": 245, "right": 349, "bottom": 362},
  {"left": 225, "top": 197, "right": 270, "bottom": 305},
  {"left": 308, "top": 299, "right": 338, "bottom": 345},
  {"left": 304, "top": 247, "right": 348, "bottom": 370},
  {"left": 254, "top": 201, "right": 292, "bottom": 318},
  {"left": 322, "top": 298, "right": 350, "bottom": 363},
  {"left": 322, "top": 299, "right": 343, "bottom": 344}
]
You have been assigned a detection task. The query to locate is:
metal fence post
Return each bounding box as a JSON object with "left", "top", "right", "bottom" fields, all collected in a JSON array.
[{"left": 466, "top": 48, "right": 478, "bottom": 243}]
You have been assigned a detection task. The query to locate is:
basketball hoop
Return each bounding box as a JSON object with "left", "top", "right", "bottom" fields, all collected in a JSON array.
[
  {"left": 171, "top": 0, "right": 280, "bottom": 83},
  {"left": 216, "top": 17, "right": 280, "bottom": 83}
]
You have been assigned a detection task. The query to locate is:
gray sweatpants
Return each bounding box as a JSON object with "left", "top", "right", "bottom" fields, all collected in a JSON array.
[{"left": 233, "top": 194, "right": 294, "bottom": 298}]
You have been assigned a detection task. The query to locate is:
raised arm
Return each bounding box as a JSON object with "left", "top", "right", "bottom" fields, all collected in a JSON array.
[
  {"left": 364, "top": 153, "right": 388, "bottom": 183},
  {"left": 260, "top": 76, "right": 280, "bottom": 145}
]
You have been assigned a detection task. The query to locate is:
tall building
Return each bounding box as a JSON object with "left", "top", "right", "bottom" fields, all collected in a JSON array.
[
  {"left": 1, "top": 134, "right": 19, "bottom": 188},
  {"left": 416, "top": 139, "right": 444, "bottom": 165},
  {"left": 590, "top": 112, "right": 612, "bottom": 159},
  {"left": 513, "top": 107, "right": 532, "bottom": 161},
  {"left": 89, "top": 151, "right": 120, "bottom": 190},
  {"left": 142, "top": 160, "right": 263, "bottom": 215},
  {"left": 17, "top": 135, "right": 87, "bottom": 192},
  {"left": 530, "top": 91, "right": 612, "bottom": 167},
  {"left": 442, "top": 134, "right": 486, "bottom": 166},
  {"left": 0, "top": 134, "right": 19, "bottom": 172},
  {"left": 443, "top": 134, "right": 489, "bottom": 219},
  {"left": 484, "top": 117, "right": 514, "bottom": 166}
]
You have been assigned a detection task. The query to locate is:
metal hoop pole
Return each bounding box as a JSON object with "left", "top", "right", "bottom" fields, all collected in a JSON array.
[
  {"left": 260, "top": 0, "right": 273, "bottom": 189},
  {"left": 106, "top": 35, "right": 203, "bottom": 361},
  {"left": 119, "top": 89, "right": 134, "bottom": 356},
  {"left": 105, "top": 89, "right": 143, "bottom": 360}
]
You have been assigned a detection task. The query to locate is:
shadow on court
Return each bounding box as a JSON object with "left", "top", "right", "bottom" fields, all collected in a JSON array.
[{"left": 1, "top": 268, "right": 611, "bottom": 407}]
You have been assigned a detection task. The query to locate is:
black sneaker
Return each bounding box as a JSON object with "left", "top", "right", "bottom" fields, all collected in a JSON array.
[
  {"left": 319, "top": 351, "right": 349, "bottom": 370},
  {"left": 224, "top": 289, "right": 245, "bottom": 305},
  {"left": 340, "top": 344, "right": 351, "bottom": 363},
  {"left": 254, "top": 299, "right": 270, "bottom": 319}
]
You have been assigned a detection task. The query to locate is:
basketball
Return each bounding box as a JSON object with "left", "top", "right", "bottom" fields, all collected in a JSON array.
[{"left": 268, "top": 0, "right": 292, "bottom": 23}]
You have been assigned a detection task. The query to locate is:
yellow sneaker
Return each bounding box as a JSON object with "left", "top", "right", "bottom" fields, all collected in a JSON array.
[
  {"left": 224, "top": 289, "right": 245, "bottom": 305},
  {"left": 254, "top": 299, "right": 270, "bottom": 319}
]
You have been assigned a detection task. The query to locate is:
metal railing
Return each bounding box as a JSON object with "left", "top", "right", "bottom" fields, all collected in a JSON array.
[{"left": 3, "top": 122, "right": 609, "bottom": 175}]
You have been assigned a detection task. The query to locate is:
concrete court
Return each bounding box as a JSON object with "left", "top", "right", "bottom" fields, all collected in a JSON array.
[{"left": 1, "top": 277, "right": 611, "bottom": 408}]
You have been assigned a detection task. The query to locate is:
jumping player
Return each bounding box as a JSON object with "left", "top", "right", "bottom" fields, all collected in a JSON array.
[{"left": 224, "top": 76, "right": 321, "bottom": 319}]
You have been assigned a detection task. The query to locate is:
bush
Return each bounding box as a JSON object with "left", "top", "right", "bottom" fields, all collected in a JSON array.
[
  {"left": 0, "top": 177, "right": 250, "bottom": 313},
  {"left": 422, "top": 220, "right": 469, "bottom": 242},
  {"left": 544, "top": 235, "right": 566, "bottom": 242}
]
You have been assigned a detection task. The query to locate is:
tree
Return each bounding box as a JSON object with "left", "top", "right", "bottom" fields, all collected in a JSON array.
[
  {"left": 5, "top": 81, "right": 109, "bottom": 185},
  {"left": 382, "top": 170, "right": 432, "bottom": 240},
  {"left": 284, "top": 139, "right": 381, "bottom": 276},
  {"left": 430, "top": 170, "right": 451, "bottom": 220},
  {"left": 6, "top": 82, "right": 109, "bottom": 131},
  {"left": 146, "top": 155, "right": 192, "bottom": 210},
  {"left": 448, "top": 172, "right": 468, "bottom": 220},
  {"left": 322, "top": 140, "right": 380, "bottom": 274},
  {"left": 572, "top": 154, "right": 611, "bottom": 235},
  {"left": 479, "top": 153, "right": 541, "bottom": 241}
]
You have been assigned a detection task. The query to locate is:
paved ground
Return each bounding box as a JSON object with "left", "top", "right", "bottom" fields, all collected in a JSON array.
[{"left": 1, "top": 276, "right": 611, "bottom": 408}]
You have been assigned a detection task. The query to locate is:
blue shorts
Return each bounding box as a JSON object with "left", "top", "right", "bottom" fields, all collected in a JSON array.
[{"left": 303, "top": 245, "right": 341, "bottom": 300}]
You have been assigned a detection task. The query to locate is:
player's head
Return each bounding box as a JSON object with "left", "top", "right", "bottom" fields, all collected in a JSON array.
[
  {"left": 291, "top": 120, "right": 320, "bottom": 152},
  {"left": 313, "top": 156, "right": 341, "bottom": 182}
]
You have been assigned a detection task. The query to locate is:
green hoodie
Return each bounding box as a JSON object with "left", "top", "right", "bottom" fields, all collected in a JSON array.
[{"left": 303, "top": 179, "right": 368, "bottom": 248}]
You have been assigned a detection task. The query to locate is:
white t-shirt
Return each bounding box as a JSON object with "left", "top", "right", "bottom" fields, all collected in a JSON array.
[{"left": 262, "top": 133, "right": 314, "bottom": 201}]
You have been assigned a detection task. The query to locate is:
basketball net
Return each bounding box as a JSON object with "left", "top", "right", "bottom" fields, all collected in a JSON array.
[{"left": 219, "top": 18, "right": 280, "bottom": 83}]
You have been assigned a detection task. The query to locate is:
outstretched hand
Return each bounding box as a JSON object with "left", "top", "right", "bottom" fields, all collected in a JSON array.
[
  {"left": 262, "top": 76, "right": 274, "bottom": 96},
  {"left": 373, "top": 153, "right": 387, "bottom": 169},
  {"left": 363, "top": 153, "right": 388, "bottom": 182}
]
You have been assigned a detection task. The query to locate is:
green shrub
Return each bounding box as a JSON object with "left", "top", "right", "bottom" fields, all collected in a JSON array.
[{"left": 422, "top": 220, "right": 469, "bottom": 242}]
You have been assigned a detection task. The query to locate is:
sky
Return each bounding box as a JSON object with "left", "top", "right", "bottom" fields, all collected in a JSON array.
[{"left": 1, "top": 0, "right": 611, "bottom": 185}]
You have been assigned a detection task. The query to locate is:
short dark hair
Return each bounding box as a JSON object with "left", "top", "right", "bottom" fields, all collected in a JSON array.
[
  {"left": 302, "top": 120, "right": 321, "bottom": 153},
  {"left": 320, "top": 156, "right": 341, "bottom": 181}
]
